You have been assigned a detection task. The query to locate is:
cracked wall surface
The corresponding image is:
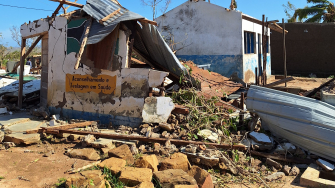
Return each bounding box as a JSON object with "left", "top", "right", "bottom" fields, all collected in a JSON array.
[{"left": 21, "top": 16, "right": 169, "bottom": 127}]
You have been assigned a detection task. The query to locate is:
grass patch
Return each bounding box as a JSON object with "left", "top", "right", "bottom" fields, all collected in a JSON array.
[
  {"left": 103, "top": 167, "right": 125, "bottom": 188},
  {"left": 55, "top": 178, "right": 67, "bottom": 186},
  {"left": 0, "top": 176, "right": 5, "bottom": 180}
]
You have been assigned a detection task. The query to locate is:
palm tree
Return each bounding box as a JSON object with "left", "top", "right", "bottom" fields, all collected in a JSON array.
[{"left": 292, "top": 0, "right": 335, "bottom": 23}]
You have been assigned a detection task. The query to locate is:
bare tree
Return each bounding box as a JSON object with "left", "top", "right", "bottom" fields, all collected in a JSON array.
[
  {"left": 141, "top": 0, "right": 171, "bottom": 20},
  {"left": 9, "top": 26, "right": 40, "bottom": 51}
]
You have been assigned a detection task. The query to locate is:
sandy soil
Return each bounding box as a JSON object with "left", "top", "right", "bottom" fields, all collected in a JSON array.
[
  {"left": 268, "top": 76, "right": 331, "bottom": 92},
  {"left": 0, "top": 141, "right": 93, "bottom": 188}
]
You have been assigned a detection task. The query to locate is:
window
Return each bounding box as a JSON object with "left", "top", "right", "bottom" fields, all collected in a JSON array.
[{"left": 244, "top": 31, "right": 256, "bottom": 54}]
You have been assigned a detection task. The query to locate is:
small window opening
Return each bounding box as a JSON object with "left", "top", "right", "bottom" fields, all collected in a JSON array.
[{"left": 244, "top": 31, "right": 256, "bottom": 54}]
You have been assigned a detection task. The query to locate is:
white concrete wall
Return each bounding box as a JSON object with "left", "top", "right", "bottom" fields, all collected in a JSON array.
[
  {"left": 21, "top": 16, "right": 168, "bottom": 126},
  {"left": 242, "top": 18, "right": 271, "bottom": 83},
  {"left": 156, "top": 1, "right": 243, "bottom": 56}
]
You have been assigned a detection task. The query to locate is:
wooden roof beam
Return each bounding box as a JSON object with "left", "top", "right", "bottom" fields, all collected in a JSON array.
[
  {"left": 49, "top": 0, "right": 84, "bottom": 8},
  {"left": 242, "top": 15, "right": 288, "bottom": 34}
]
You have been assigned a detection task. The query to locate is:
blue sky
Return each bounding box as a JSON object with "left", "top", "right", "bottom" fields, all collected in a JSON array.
[{"left": 0, "top": 0, "right": 308, "bottom": 47}]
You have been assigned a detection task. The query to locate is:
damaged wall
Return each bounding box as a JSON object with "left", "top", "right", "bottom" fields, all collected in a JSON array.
[
  {"left": 156, "top": 1, "right": 243, "bottom": 79},
  {"left": 21, "top": 16, "right": 169, "bottom": 127},
  {"left": 242, "top": 18, "right": 271, "bottom": 83},
  {"left": 156, "top": 1, "right": 271, "bottom": 83}
]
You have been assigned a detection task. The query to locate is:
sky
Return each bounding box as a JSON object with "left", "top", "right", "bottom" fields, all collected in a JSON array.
[{"left": 0, "top": 0, "right": 308, "bottom": 47}]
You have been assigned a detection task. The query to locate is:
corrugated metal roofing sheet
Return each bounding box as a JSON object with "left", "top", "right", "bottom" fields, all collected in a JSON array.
[{"left": 246, "top": 85, "right": 335, "bottom": 162}]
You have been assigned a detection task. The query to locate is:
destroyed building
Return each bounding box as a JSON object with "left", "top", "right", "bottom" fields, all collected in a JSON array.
[
  {"left": 156, "top": 0, "right": 286, "bottom": 83},
  {"left": 19, "top": 0, "right": 186, "bottom": 127}
]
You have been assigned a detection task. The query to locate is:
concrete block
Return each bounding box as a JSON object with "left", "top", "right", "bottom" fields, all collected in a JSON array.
[
  {"left": 300, "top": 163, "right": 335, "bottom": 187},
  {"left": 142, "top": 97, "right": 175, "bottom": 123}
]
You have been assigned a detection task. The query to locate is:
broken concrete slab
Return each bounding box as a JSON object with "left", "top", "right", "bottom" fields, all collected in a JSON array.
[
  {"left": 154, "top": 169, "right": 198, "bottom": 188},
  {"left": 91, "top": 138, "right": 115, "bottom": 149},
  {"left": 160, "top": 153, "right": 190, "bottom": 172},
  {"left": 316, "top": 159, "right": 335, "bottom": 172},
  {"left": 300, "top": 163, "right": 335, "bottom": 187},
  {"left": 142, "top": 97, "right": 175, "bottom": 123},
  {"left": 197, "top": 129, "right": 219, "bottom": 143},
  {"left": 135, "top": 154, "right": 159, "bottom": 172},
  {"left": 108, "top": 144, "right": 134, "bottom": 165},
  {"left": 187, "top": 166, "right": 214, "bottom": 188},
  {"left": 249, "top": 132, "right": 272, "bottom": 145},
  {"left": 0, "top": 112, "right": 34, "bottom": 128},
  {"left": 119, "top": 167, "right": 153, "bottom": 187},
  {"left": 98, "top": 157, "right": 126, "bottom": 175},
  {"left": 4, "top": 133, "right": 40, "bottom": 145},
  {"left": 68, "top": 148, "right": 100, "bottom": 161}
]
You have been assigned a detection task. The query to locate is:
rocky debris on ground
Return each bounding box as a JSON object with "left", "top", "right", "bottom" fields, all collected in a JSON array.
[
  {"left": 316, "top": 159, "right": 335, "bottom": 172},
  {"left": 265, "top": 172, "right": 285, "bottom": 182},
  {"left": 108, "top": 144, "right": 134, "bottom": 165},
  {"left": 81, "top": 134, "right": 96, "bottom": 147},
  {"left": 142, "top": 97, "right": 175, "bottom": 123},
  {"left": 197, "top": 129, "right": 219, "bottom": 143},
  {"left": 274, "top": 143, "right": 296, "bottom": 155},
  {"left": 119, "top": 167, "right": 153, "bottom": 187},
  {"left": 66, "top": 170, "right": 109, "bottom": 188},
  {"left": 249, "top": 132, "right": 272, "bottom": 145},
  {"left": 135, "top": 154, "right": 159, "bottom": 172},
  {"left": 154, "top": 169, "right": 198, "bottom": 188},
  {"left": 30, "top": 106, "right": 49, "bottom": 119},
  {"left": 160, "top": 153, "right": 190, "bottom": 172},
  {"left": 67, "top": 148, "right": 100, "bottom": 161},
  {"left": 188, "top": 166, "right": 214, "bottom": 188},
  {"left": 0, "top": 131, "right": 4, "bottom": 143},
  {"left": 98, "top": 157, "right": 126, "bottom": 175}
]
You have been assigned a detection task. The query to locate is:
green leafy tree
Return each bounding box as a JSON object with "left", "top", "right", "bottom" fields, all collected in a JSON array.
[
  {"left": 292, "top": 0, "right": 335, "bottom": 23},
  {"left": 283, "top": 1, "right": 303, "bottom": 22}
]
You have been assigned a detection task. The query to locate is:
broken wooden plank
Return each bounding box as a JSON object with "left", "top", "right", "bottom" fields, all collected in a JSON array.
[
  {"left": 45, "top": 129, "right": 247, "bottom": 150},
  {"left": 138, "top": 18, "right": 158, "bottom": 26},
  {"left": 99, "top": 8, "right": 121, "bottom": 24},
  {"left": 305, "top": 78, "right": 335, "bottom": 97},
  {"left": 250, "top": 151, "right": 314, "bottom": 164},
  {"left": 52, "top": 3, "right": 64, "bottom": 17},
  {"left": 264, "top": 77, "right": 294, "bottom": 88},
  {"left": 68, "top": 160, "right": 101, "bottom": 174},
  {"left": 26, "top": 121, "right": 95, "bottom": 134},
  {"left": 18, "top": 38, "right": 26, "bottom": 109},
  {"left": 74, "top": 18, "right": 92, "bottom": 70},
  {"left": 49, "top": 0, "right": 84, "bottom": 8},
  {"left": 131, "top": 58, "right": 146, "bottom": 65}
]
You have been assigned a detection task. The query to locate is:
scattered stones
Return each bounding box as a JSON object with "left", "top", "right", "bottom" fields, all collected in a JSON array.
[
  {"left": 160, "top": 153, "right": 190, "bottom": 172},
  {"left": 91, "top": 138, "right": 115, "bottom": 149},
  {"left": 274, "top": 143, "right": 296, "bottom": 154},
  {"left": 135, "top": 154, "right": 159, "bottom": 172},
  {"left": 139, "top": 145, "right": 146, "bottom": 153},
  {"left": 4, "top": 133, "right": 40, "bottom": 145},
  {"left": 98, "top": 157, "right": 126, "bottom": 174},
  {"left": 119, "top": 167, "right": 153, "bottom": 187},
  {"left": 220, "top": 155, "right": 239, "bottom": 175},
  {"left": 282, "top": 165, "right": 291, "bottom": 175},
  {"left": 241, "top": 138, "right": 273, "bottom": 151},
  {"left": 159, "top": 123, "right": 174, "bottom": 132},
  {"left": 249, "top": 132, "right": 272, "bottom": 145},
  {"left": 68, "top": 134, "right": 84, "bottom": 141},
  {"left": 131, "top": 145, "right": 139, "bottom": 155},
  {"left": 316, "top": 159, "right": 334, "bottom": 172},
  {"left": 133, "top": 181, "right": 155, "bottom": 188},
  {"left": 197, "top": 129, "right": 219, "bottom": 142},
  {"left": 68, "top": 148, "right": 100, "bottom": 161},
  {"left": 289, "top": 166, "right": 300, "bottom": 176},
  {"left": 108, "top": 144, "right": 134, "bottom": 165},
  {"left": 264, "top": 172, "right": 285, "bottom": 182},
  {"left": 154, "top": 169, "right": 197, "bottom": 188},
  {"left": 81, "top": 134, "right": 96, "bottom": 147},
  {"left": 66, "top": 170, "right": 108, "bottom": 188},
  {"left": 30, "top": 106, "right": 49, "bottom": 119},
  {"left": 266, "top": 158, "right": 282, "bottom": 170},
  {"left": 3, "top": 142, "right": 15, "bottom": 149},
  {"left": 188, "top": 166, "right": 214, "bottom": 188},
  {"left": 0, "top": 131, "right": 4, "bottom": 143}
]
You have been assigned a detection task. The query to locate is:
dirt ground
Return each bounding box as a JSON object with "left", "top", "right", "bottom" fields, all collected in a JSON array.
[
  {"left": 0, "top": 141, "right": 307, "bottom": 188},
  {"left": 0, "top": 141, "right": 93, "bottom": 188},
  {"left": 268, "top": 76, "right": 330, "bottom": 91}
]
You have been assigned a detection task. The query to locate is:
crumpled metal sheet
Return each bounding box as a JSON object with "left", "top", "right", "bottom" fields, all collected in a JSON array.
[{"left": 246, "top": 85, "right": 335, "bottom": 162}]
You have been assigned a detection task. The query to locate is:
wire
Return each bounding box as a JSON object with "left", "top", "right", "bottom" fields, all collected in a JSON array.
[{"left": 0, "top": 3, "right": 53, "bottom": 12}]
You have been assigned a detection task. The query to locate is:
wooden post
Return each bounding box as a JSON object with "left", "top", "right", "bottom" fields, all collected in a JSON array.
[
  {"left": 261, "top": 15, "right": 265, "bottom": 86},
  {"left": 255, "top": 67, "right": 258, "bottom": 85},
  {"left": 283, "top": 18, "right": 287, "bottom": 87},
  {"left": 18, "top": 38, "right": 26, "bottom": 109},
  {"left": 74, "top": 18, "right": 92, "bottom": 69},
  {"left": 239, "top": 92, "right": 245, "bottom": 126}
]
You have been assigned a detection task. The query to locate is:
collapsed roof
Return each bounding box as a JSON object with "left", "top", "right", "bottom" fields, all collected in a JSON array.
[{"left": 81, "top": 0, "right": 186, "bottom": 81}]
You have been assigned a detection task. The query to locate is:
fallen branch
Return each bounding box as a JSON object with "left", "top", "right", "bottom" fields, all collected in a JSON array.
[
  {"left": 68, "top": 160, "right": 101, "bottom": 173},
  {"left": 250, "top": 150, "right": 314, "bottom": 164},
  {"left": 44, "top": 129, "right": 247, "bottom": 150},
  {"left": 305, "top": 77, "right": 335, "bottom": 97}
]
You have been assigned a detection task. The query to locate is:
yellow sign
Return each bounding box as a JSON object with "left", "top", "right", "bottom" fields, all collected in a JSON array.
[{"left": 66, "top": 74, "right": 117, "bottom": 94}]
